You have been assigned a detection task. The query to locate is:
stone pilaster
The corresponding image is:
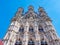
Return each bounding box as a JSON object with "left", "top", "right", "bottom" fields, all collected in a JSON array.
[{"left": 22, "top": 22, "right": 29, "bottom": 45}]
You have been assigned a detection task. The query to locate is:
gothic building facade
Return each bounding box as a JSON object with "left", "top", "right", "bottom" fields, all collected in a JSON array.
[{"left": 3, "top": 5, "right": 60, "bottom": 45}]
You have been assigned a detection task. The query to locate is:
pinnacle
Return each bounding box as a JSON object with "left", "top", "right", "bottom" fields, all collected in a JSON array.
[
  {"left": 28, "top": 5, "right": 34, "bottom": 11},
  {"left": 38, "top": 7, "right": 45, "bottom": 12},
  {"left": 18, "top": 7, "right": 24, "bottom": 13}
]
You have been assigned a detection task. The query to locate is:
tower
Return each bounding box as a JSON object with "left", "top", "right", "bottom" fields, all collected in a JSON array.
[{"left": 3, "top": 5, "right": 60, "bottom": 45}]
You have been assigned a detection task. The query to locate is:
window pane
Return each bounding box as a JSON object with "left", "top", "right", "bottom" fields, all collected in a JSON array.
[
  {"left": 19, "top": 27, "right": 24, "bottom": 32},
  {"left": 41, "top": 41, "right": 48, "bottom": 45},
  {"left": 15, "top": 41, "right": 22, "bottom": 45},
  {"left": 39, "top": 28, "right": 44, "bottom": 32},
  {"left": 28, "top": 39, "right": 34, "bottom": 45},
  {"left": 29, "top": 27, "right": 34, "bottom": 32}
]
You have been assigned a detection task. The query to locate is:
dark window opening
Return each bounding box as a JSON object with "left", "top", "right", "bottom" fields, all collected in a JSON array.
[
  {"left": 29, "top": 27, "right": 34, "bottom": 32},
  {"left": 15, "top": 41, "right": 22, "bottom": 45},
  {"left": 19, "top": 27, "right": 24, "bottom": 32},
  {"left": 39, "top": 28, "right": 44, "bottom": 32},
  {"left": 41, "top": 41, "right": 48, "bottom": 45},
  {"left": 28, "top": 39, "right": 34, "bottom": 45},
  {"left": 38, "top": 27, "right": 44, "bottom": 32}
]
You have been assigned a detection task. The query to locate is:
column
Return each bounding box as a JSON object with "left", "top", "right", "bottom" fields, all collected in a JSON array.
[
  {"left": 22, "top": 22, "right": 29, "bottom": 45},
  {"left": 34, "top": 22, "right": 40, "bottom": 45}
]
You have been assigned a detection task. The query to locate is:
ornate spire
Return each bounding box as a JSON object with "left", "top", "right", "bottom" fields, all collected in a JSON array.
[
  {"left": 38, "top": 7, "right": 45, "bottom": 13},
  {"left": 17, "top": 7, "right": 24, "bottom": 14},
  {"left": 28, "top": 5, "right": 34, "bottom": 11},
  {"left": 12, "top": 7, "right": 24, "bottom": 21},
  {"left": 38, "top": 7, "right": 48, "bottom": 17},
  {"left": 38, "top": 7, "right": 51, "bottom": 21},
  {"left": 16, "top": 7, "right": 24, "bottom": 17}
]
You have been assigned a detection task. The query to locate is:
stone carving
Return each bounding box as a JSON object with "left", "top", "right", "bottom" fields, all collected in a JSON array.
[{"left": 3, "top": 5, "right": 60, "bottom": 45}]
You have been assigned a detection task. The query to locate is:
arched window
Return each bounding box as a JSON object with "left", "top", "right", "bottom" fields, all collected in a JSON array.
[
  {"left": 28, "top": 39, "right": 35, "bottom": 45},
  {"left": 15, "top": 40, "right": 22, "bottom": 45},
  {"left": 19, "top": 26, "right": 24, "bottom": 33},
  {"left": 38, "top": 26, "right": 44, "bottom": 32},
  {"left": 29, "top": 26, "right": 34, "bottom": 32},
  {"left": 41, "top": 41, "right": 48, "bottom": 45}
]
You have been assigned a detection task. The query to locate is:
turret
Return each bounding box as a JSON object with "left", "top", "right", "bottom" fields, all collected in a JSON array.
[
  {"left": 17, "top": 7, "right": 24, "bottom": 15},
  {"left": 12, "top": 7, "right": 24, "bottom": 21},
  {"left": 28, "top": 5, "right": 34, "bottom": 11},
  {"left": 38, "top": 7, "right": 51, "bottom": 21}
]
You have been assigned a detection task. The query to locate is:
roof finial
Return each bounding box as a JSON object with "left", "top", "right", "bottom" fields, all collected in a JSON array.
[
  {"left": 38, "top": 7, "right": 45, "bottom": 12},
  {"left": 28, "top": 5, "right": 34, "bottom": 11},
  {"left": 16, "top": 7, "right": 24, "bottom": 16},
  {"left": 18, "top": 7, "right": 24, "bottom": 13}
]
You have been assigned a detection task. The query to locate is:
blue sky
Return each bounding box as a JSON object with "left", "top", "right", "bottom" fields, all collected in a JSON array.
[{"left": 0, "top": 0, "right": 60, "bottom": 39}]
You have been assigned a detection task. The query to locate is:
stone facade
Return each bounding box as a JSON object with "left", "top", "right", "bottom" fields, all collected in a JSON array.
[{"left": 3, "top": 5, "right": 60, "bottom": 45}]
